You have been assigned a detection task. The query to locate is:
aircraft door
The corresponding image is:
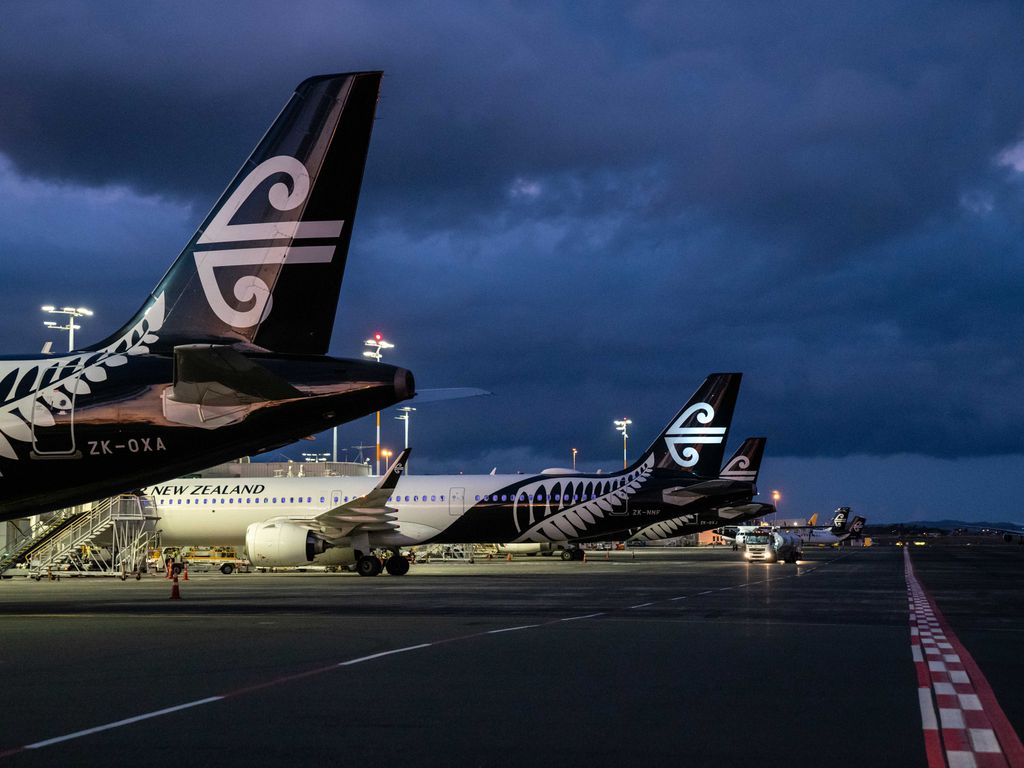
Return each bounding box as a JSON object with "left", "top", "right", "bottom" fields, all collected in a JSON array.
[
  {"left": 30, "top": 362, "right": 82, "bottom": 458},
  {"left": 449, "top": 487, "right": 465, "bottom": 516}
]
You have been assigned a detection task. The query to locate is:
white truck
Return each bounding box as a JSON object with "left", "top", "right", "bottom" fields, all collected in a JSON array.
[{"left": 743, "top": 530, "right": 802, "bottom": 564}]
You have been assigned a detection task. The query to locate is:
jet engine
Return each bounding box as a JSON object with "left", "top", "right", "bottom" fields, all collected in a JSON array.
[{"left": 245, "top": 521, "right": 330, "bottom": 566}]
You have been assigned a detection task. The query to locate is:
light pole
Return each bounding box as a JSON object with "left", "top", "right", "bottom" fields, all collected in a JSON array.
[
  {"left": 572, "top": 447, "right": 578, "bottom": 471},
  {"left": 771, "top": 489, "right": 781, "bottom": 525},
  {"left": 42, "top": 306, "right": 93, "bottom": 352},
  {"left": 363, "top": 332, "right": 394, "bottom": 475},
  {"left": 395, "top": 406, "right": 416, "bottom": 473},
  {"left": 381, "top": 448, "right": 393, "bottom": 471},
  {"left": 614, "top": 419, "right": 632, "bottom": 469}
]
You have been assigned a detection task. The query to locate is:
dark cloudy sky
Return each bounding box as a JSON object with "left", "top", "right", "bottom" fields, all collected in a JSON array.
[{"left": 1, "top": 1, "right": 1023, "bottom": 522}]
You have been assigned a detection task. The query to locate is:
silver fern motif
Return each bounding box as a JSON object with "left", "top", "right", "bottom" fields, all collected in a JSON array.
[
  {"left": 0, "top": 294, "right": 165, "bottom": 460},
  {"left": 512, "top": 454, "right": 656, "bottom": 542}
]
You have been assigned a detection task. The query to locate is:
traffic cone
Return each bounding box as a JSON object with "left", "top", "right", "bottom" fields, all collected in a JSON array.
[
  {"left": 506, "top": 553, "right": 512, "bottom": 562},
  {"left": 169, "top": 575, "right": 181, "bottom": 600},
  {"left": 165, "top": 561, "right": 172, "bottom": 579},
  {"left": 182, "top": 562, "right": 189, "bottom": 581}
]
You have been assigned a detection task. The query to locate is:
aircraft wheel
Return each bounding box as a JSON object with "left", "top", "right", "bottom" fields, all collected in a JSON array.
[
  {"left": 357, "top": 556, "right": 382, "bottom": 577},
  {"left": 560, "top": 550, "right": 574, "bottom": 561},
  {"left": 385, "top": 556, "right": 410, "bottom": 576}
]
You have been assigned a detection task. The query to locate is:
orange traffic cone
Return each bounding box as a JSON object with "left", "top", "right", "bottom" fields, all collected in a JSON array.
[
  {"left": 169, "top": 575, "right": 182, "bottom": 600},
  {"left": 165, "top": 560, "right": 172, "bottom": 579},
  {"left": 182, "top": 562, "right": 189, "bottom": 581},
  {"left": 506, "top": 553, "right": 512, "bottom": 562}
]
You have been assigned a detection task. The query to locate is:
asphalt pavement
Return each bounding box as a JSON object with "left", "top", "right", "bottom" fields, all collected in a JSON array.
[{"left": 0, "top": 545, "right": 1019, "bottom": 767}]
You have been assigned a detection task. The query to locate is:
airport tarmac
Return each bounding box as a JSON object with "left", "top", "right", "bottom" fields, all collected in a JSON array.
[{"left": 1, "top": 545, "right": 1021, "bottom": 767}]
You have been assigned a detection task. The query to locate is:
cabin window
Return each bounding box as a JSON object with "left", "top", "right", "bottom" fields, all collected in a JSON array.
[
  {"left": 414, "top": 496, "right": 419, "bottom": 502},
  {"left": 440, "top": 495, "right": 445, "bottom": 501},
  {"left": 255, "top": 498, "right": 260, "bottom": 504},
  {"left": 475, "top": 495, "right": 480, "bottom": 501},
  {"left": 431, "top": 495, "right": 436, "bottom": 502},
  {"left": 320, "top": 496, "right": 325, "bottom": 503}
]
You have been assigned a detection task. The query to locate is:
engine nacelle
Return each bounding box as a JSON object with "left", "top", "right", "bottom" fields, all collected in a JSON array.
[{"left": 245, "top": 521, "right": 330, "bottom": 566}]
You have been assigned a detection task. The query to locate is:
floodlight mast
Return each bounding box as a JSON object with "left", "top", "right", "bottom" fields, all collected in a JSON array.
[
  {"left": 41, "top": 305, "right": 92, "bottom": 351},
  {"left": 614, "top": 419, "right": 632, "bottom": 470},
  {"left": 363, "top": 333, "right": 394, "bottom": 475}
]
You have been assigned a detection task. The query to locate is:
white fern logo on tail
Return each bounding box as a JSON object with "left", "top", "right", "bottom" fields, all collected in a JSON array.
[
  {"left": 195, "top": 155, "right": 344, "bottom": 329},
  {"left": 664, "top": 402, "right": 725, "bottom": 468},
  {"left": 0, "top": 294, "right": 165, "bottom": 461}
]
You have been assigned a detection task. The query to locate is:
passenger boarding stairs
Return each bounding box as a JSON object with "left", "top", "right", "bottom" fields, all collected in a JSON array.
[
  {"left": 10, "top": 496, "right": 156, "bottom": 578},
  {"left": 0, "top": 508, "right": 87, "bottom": 575}
]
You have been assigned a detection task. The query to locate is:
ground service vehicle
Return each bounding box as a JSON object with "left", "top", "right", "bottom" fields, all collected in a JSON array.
[{"left": 744, "top": 530, "right": 802, "bottom": 563}]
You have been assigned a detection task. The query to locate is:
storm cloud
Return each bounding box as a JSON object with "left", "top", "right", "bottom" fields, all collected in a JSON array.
[{"left": 1, "top": 1, "right": 1023, "bottom": 519}]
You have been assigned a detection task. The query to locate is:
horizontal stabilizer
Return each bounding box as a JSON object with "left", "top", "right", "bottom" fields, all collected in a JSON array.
[{"left": 169, "top": 345, "right": 303, "bottom": 405}]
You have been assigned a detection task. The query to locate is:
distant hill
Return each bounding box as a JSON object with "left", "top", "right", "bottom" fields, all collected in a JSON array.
[{"left": 867, "top": 520, "right": 1024, "bottom": 532}]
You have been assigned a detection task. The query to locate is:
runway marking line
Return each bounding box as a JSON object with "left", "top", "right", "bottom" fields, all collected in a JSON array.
[
  {"left": 0, "top": 553, "right": 854, "bottom": 759},
  {"left": 905, "top": 548, "right": 1024, "bottom": 768}
]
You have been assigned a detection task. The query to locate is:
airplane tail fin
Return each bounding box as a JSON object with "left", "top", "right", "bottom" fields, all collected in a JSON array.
[
  {"left": 807, "top": 513, "right": 818, "bottom": 526},
  {"left": 638, "top": 373, "right": 742, "bottom": 477},
  {"left": 830, "top": 507, "right": 851, "bottom": 535},
  {"left": 89, "top": 72, "right": 383, "bottom": 356},
  {"left": 718, "top": 437, "right": 766, "bottom": 484},
  {"left": 846, "top": 515, "right": 866, "bottom": 539}
]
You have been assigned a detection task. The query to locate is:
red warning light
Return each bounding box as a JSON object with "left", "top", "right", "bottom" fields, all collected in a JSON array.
[{"left": 374, "top": 333, "right": 383, "bottom": 341}]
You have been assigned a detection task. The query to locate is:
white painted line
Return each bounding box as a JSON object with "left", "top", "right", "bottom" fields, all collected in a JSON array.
[
  {"left": 486, "top": 625, "right": 538, "bottom": 635},
  {"left": 959, "top": 694, "right": 982, "bottom": 711},
  {"left": 629, "top": 603, "right": 653, "bottom": 609},
  {"left": 912, "top": 645, "right": 924, "bottom": 662},
  {"left": 950, "top": 670, "right": 970, "bottom": 684},
  {"left": 338, "top": 643, "right": 433, "bottom": 666},
  {"left": 934, "top": 682, "right": 955, "bottom": 695},
  {"left": 945, "top": 751, "right": 976, "bottom": 768},
  {"left": 943, "top": 654, "right": 961, "bottom": 663},
  {"left": 670, "top": 596, "right": 688, "bottom": 601},
  {"left": 928, "top": 660, "right": 947, "bottom": 672},
  {"left": 969, "top": 728, "right": 1001, "bottom": 753},
  {"left": 559, "top": 612, "right": 605, "bottom": 622},
  {"left": 26, "top": 696, "right": 224, "bottom": 749},
  {"left": 940, "top": 708, "right": 966, "bottom": 729},
  {"left": 918, "top": 688, "right": 938, "bottom": 730}
]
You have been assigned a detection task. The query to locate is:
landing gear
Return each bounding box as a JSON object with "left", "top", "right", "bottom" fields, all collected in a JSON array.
[
  {"left": 561, "top": 548, "right": 585, "bottom": 561},
  {"left": 385, "top": 555, "right": 410, "bottom": 576},
  {"left": 356, "top": 555, "right": 383, "bottom": 577}
]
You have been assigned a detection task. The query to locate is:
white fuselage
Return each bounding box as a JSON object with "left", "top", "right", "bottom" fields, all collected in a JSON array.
[{"left": 150, "top": 473, "right": 562, "bottom": 547}]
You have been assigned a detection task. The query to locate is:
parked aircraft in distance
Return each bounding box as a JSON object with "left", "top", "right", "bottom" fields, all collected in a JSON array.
[
  {"left": 0, "top": 72, "right": 414, "bottom": 522},
  {"left": 151, "top": 373, "right": 759, "bottom": 575},
  {"left": 626, "top": 437, "right": 771, "bottom": 544}
]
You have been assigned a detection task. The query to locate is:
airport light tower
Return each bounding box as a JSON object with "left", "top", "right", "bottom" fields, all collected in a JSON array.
[
  {"left": 614, "top": 419, "right": 632, "bottom": 470},
  {"left": 771, "top": 489, "right": 781, "bottom": 525},
  {"left": 572, "top": 447, "right": 578, "bottom": 471},
  {"left": 395, "top": 406, "right": 416, "bottom": 473},
  {"left": 41, "top": 305, "right": 93, "bottom": 352},
  {"left": 363, "top": 332, "right": 394, "bottom": 475}
]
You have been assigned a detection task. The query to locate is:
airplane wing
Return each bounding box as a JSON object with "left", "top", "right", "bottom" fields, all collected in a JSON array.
[{"left": 316, "top": 448, "right": 410, "bottom": 539}]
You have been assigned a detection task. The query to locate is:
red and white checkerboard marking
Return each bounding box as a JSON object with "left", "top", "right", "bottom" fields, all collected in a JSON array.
[{"left": 905, "top": 548, "right": 1024, "bottom": 768}]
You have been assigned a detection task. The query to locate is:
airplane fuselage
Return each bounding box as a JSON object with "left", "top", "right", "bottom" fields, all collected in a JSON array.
[
  {"left": 151, "top": 463, "right": 757, "bottom": 548},
  {"left": 0, "top": 344, "right": 412, "bottom": 520}
]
